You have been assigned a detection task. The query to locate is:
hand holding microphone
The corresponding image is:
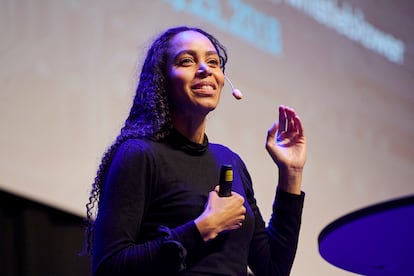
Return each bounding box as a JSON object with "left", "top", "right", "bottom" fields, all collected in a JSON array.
[
  {"left": 195, "top": 164, "right": 245, "bottom": 241},
  {"left": 217, "top": 164, "right": 245, "bottom": 229}
]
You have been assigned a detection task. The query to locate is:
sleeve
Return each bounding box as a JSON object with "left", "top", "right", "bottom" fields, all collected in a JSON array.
[
  {"left": 237, "top": 159, "right": 305, "bottom": 276},
  {"left": 92, "top": 140, "right": 204, "bottom": 276}
]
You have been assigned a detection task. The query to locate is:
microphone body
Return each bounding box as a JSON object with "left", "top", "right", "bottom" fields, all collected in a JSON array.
[
  {"left": 218, "top": 164, "right": 233, "bottom": 197},
  {"left": 224, "top": 75, "right": 243, "bottom": 100}
]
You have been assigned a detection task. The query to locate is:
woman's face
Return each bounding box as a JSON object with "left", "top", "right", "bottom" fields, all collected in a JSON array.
[{"left": 166, "top": 30, "right": 225, "bottom": 118}]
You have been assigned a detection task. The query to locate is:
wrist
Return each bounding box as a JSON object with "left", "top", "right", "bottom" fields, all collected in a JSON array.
[
  {"left": 277, "top": 167, "right": 303, "bottom": 195},
  {"left": 194, "top": 215, "right": 218, "bottom": 242}
]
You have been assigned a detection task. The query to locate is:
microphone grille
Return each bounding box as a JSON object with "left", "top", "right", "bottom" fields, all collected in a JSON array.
[{"left": 232, "top": 89, "right": 243, "bottom": 100}]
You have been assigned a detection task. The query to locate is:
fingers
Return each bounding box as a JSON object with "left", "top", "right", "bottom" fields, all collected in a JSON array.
[
  {"left": 279, "top": 105, "right": 288, "bottom": 131},
  {"left": 294, "top": 114, "right": 305, "bottom": 137},
  {"left": 276, "top": 105, "right": 304, "bottom": 136},
  {"left": 281, "top": 105, "right": 294, "bottom": 132},
  {"left": 213, "top": 185, "right": 220, "bottom": 193},
  {"left": 229, "top": 217, "right": 245, "bottom": 230},
  {"left": 226, "top": 211, "right": 245, "bottom": 230},
  {"left": 267, "top": 122, "right": 278, "bottom": 139},
  {"left": 213, "top": 186, "right": 244, "bottom": 202},
  {"left": 210, "top": 187, "right": 246, "bottom": 228}
]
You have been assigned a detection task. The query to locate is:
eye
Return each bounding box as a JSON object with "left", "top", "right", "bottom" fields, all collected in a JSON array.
[
  {"left": 178, "top": 57, "right": 194, "bottom": 66},
  {"left": 207, "top": 58, "right": 220, "bottom": 67}
]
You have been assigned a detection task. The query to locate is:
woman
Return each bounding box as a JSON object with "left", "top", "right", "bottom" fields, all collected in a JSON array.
[{"left": 85, "top": 26, "right": 306, "bottom": 275}]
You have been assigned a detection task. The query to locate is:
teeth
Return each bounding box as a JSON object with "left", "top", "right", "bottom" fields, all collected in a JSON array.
[{"left": 200, "top": 85, "right": 213, "bottom": 90}]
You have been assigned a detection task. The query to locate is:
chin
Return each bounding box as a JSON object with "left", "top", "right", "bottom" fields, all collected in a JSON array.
[{"left": 200, "top": 98, "right": 219, "bottom": 110}]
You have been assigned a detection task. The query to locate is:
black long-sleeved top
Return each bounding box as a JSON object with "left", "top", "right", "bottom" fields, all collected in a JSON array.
[{"left": 92, "top": 130, "right": 305, "bottom": 275}]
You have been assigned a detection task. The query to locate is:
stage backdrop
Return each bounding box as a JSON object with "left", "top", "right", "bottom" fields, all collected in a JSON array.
[{"left": 1, "top": 0, "right": 413, "bottom": 275}]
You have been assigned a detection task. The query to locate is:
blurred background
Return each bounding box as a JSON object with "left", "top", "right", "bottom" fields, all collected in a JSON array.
[{"left": 1, "top": 0, "right": 413, "bottom": 275}]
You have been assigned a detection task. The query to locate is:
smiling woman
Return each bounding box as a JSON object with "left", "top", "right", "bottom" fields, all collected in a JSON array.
[
  {"left": 167, "top": 31, "right": 225, "bottom": 136},
  {"left": 84, "top": 26, "right": 306, "bottom": 276}
]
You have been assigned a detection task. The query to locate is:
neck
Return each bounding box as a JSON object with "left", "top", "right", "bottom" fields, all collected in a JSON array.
[{"left": 172, "top": 113, "right": 207, "bottom": 144}]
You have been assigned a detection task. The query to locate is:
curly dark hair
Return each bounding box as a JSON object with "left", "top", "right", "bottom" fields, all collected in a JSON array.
[{"left": 83, "top": 26, "right": 228, "bottom": 255}]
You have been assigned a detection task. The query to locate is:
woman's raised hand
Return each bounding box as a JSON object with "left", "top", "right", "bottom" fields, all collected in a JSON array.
[{"left": 265, "top": 105, "right": 306, "bottom": 194}]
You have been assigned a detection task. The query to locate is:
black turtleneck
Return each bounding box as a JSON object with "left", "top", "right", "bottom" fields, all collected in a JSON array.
[{"left": 92, "top": 131, "right": 304, "bottom": 275}]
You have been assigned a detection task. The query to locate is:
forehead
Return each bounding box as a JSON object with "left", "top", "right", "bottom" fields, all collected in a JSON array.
[{"left": 168, "top": 30, "right": 217, "bottom": 56}]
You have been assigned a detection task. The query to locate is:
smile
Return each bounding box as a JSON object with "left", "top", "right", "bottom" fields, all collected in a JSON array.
[
  {"left": 196, "top": 85, "right": 214, "bottom": 90},
  {"left": 191, "top": 81, "right": 217, "bottom": 91}
]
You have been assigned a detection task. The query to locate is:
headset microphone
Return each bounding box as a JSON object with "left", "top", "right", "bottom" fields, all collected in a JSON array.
[{"left": 224, "top": 75, "right": 243, "bottom": 100}]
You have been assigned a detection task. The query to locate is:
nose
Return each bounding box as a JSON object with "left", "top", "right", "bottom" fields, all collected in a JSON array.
[{"left": 197, "top": 62, "right": 212, "bottom": 76}]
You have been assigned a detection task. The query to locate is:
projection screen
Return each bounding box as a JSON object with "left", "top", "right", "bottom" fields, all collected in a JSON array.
[{"left": 1, "top": 0, "right": 413, "bottom": 275}]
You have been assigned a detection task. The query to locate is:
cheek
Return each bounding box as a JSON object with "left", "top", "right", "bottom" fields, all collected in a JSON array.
[
  {"left": 167, "top": 70, "right": 192, "bottom": 107},
  {"left": 169, "top": 69, "right": 191, "bottom": 89},
  {"left": 167, "top": 70, "right": 186, "bottom": 96},
  {"left": 217, "top": 73, "right": 225, "bottom": 91}
]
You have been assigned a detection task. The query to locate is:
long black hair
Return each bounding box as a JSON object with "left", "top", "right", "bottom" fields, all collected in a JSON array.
[{"left": 83, "top": 26, "right": 228, "bottom": 255}]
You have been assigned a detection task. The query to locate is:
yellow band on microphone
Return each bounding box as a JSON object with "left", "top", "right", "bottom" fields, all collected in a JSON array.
[{"left": 224, "top": 169, "right": 233, "bottom": 182}]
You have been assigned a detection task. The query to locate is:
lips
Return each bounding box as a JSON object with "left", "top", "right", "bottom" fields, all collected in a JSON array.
[{"left": 191, "top": 81, "right": 216, "bottom": 91}]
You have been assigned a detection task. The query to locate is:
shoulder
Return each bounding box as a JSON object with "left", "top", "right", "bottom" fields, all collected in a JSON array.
[
  {"left": 117, "top": 138, "right": 153, "bottom": 152},
  {"left": 208, "top": 142, "right": 245, "bottom": 165},
  {"left": 104, "top": 138, "right": 161, "bottom": 184},
  {"left": 208, "top": 142, "right": 235, "bottom": 154},
  {"left": 112, "top": 138, "right": 159, "bottom": 164},
  {"left": 209, "top": 142, "right": 254, "bottom": 191}
]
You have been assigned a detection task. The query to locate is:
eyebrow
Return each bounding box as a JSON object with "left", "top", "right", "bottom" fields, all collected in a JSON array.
[{"left": 172, "top": 49, "right": 219, "bottom": 60}]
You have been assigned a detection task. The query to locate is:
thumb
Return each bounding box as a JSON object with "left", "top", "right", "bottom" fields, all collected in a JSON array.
[
  {"left": 213, "top": 185, "right": 220, "bottom": 193},
  {"left": 267, "top": 122, "right": 279, "bottom": 142}
]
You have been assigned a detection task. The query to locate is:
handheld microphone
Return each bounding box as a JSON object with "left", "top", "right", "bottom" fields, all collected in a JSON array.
[
  {"left": 224, "top": 75, "right": 243, "bottom": 100},
  {"left": 218, "top": 164, "right": 233, "bottom": 197}
]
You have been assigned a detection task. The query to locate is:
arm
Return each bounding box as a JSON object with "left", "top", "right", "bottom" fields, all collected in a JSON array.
[
  {"left": 232, "top": 157, "right": 302, "bottom": 276},
  {"left": 92, "top": 140, "right": 203, "bottom": 275},
  {"left": 248, "top": 189, "right": 304, "bottom": 276},
  {"left": 249, "top": 105, "right": 307, "bottom": 275}
]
